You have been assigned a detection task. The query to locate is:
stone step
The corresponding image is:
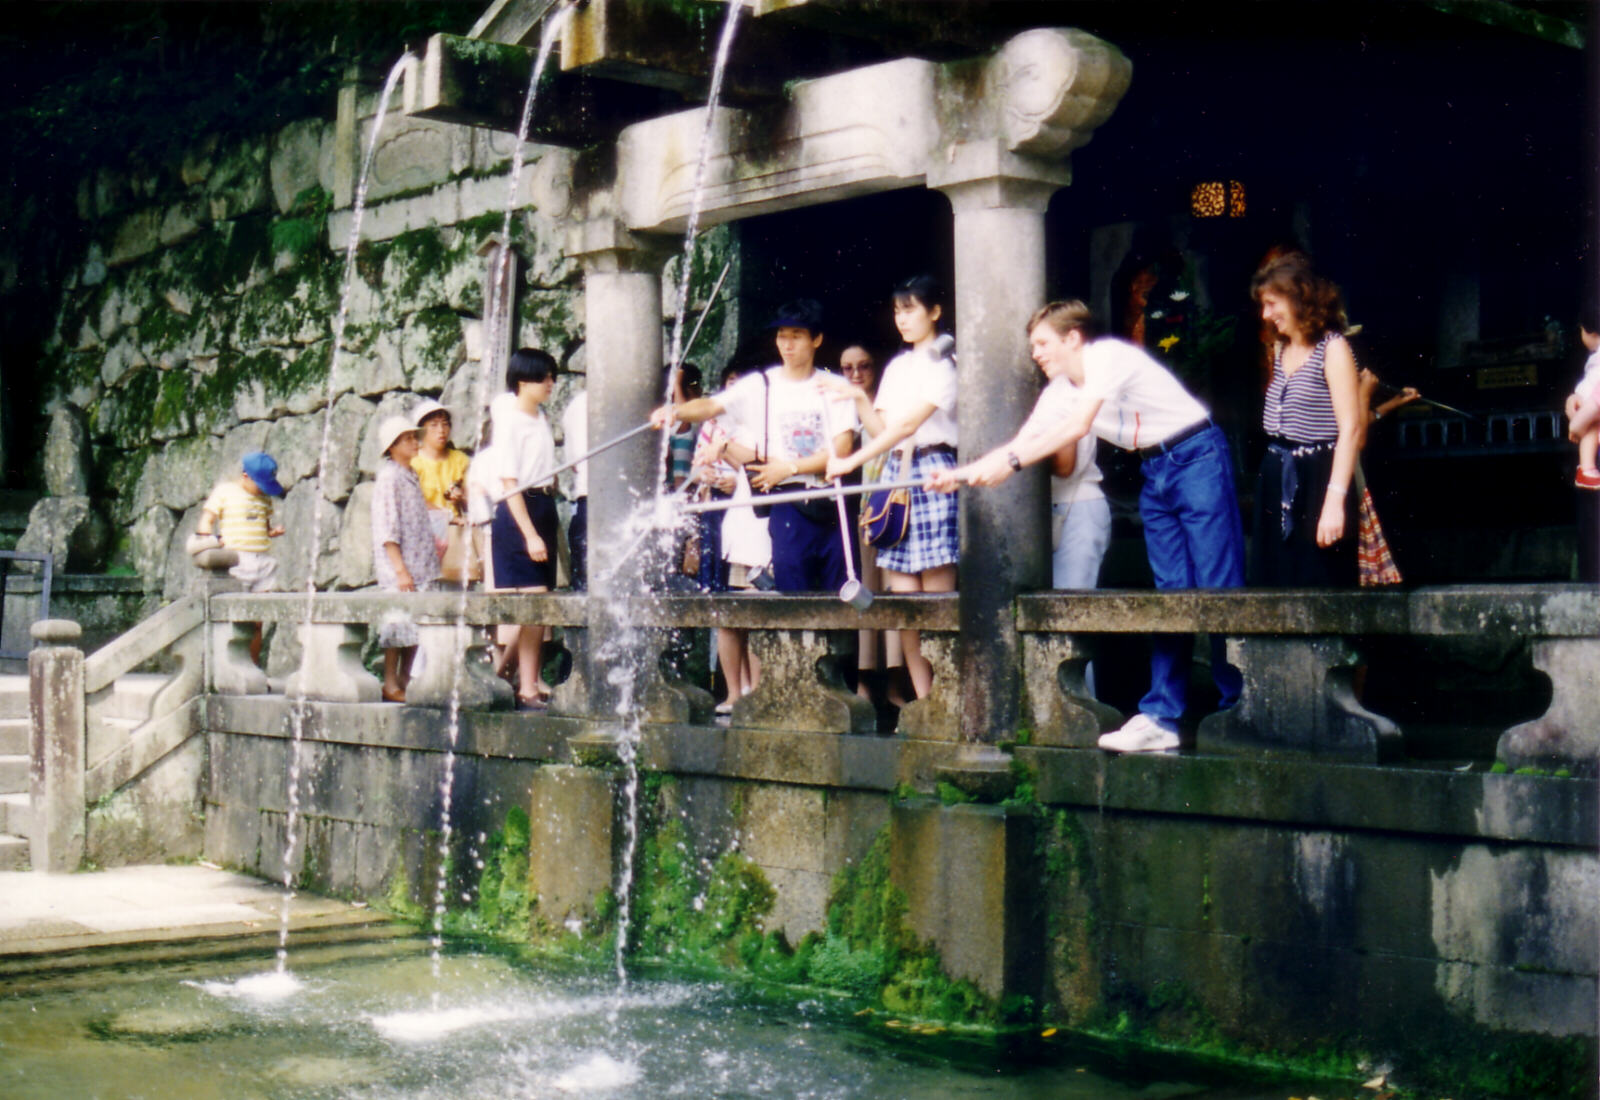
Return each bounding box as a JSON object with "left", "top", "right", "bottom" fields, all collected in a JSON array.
[
  {"left": 0, "top": 834, "right": 28, "bottom": 872},
  {"left": 0, "top": 717, "right": 27, "bottom": 756},
  {"left": 0, "top": 793, "right": 30, "bottom": 838},
  {"left": 0, "top": 675, "right": 29, "bottom": 720},
  {"left": 93, "top": 673, "right": 170, "bottom": 722},
  {"left": 0, "top": 755, "right": 28, "bottom": 795}
]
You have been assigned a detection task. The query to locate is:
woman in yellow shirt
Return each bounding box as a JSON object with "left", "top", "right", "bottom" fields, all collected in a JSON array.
[{"left": 409, "top": 399, "right": 470, "bottom": 557}]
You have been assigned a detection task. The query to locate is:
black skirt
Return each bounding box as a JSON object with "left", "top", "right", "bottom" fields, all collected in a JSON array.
[
  {"left": 1252, "top": 440, "right": 1356, "bottom": 587},
  {"left": 491, "top": 490, "right": 559, "bottom": 590}
]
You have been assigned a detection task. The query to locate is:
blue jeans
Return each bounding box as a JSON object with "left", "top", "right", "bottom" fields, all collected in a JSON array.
[
  {"left": 769, "top": 501, "right": 854, "bottom": 593},
  {"left": 1136, "top": 424, "right": 1245, "bottom": 721},
  {"left": 1051, "top": 497, "right": 1111, "bottom": 589}
]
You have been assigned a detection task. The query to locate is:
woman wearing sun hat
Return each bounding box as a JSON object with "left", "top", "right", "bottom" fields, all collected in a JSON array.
[{"left": 370, "top": 412, "right": 440, "bottom": 703}]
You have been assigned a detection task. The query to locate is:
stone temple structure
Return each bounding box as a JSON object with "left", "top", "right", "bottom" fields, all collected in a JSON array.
[{"left": 8, "top": 3, "right": 1597, "bottom": 1095}]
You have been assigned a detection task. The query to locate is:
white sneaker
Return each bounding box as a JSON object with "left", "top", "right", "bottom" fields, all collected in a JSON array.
[{"left": 1098, "top": 713, "right": 1180, "bottom": 753}]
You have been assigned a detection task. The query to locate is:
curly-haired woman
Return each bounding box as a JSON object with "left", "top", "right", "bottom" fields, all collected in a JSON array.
[{"left": 1250, "top": 252, "right": 1362, "bottom": 585}]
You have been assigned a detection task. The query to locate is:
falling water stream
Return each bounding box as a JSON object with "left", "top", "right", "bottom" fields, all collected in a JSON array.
[
  {"left": 273, "top": 52, "right": 415, "bottom": 980},
  {"left": 612, "top": 0, "right": 748, "bottom": 989},
  {"left": 427, "top": 0, "right": 578, "bottom": 1003}
]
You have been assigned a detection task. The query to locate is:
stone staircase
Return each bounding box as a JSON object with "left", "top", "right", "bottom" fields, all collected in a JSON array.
[
  {"left": 0, "top": 669, "right": 177, "bottom": 871},
  {"left": 0, "top": 674, "right": 30, "bottom": 870}
]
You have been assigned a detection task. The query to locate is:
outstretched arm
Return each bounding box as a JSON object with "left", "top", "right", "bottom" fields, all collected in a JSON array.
[{"left": 929, "top": 397, "right": 1101, "bottom": 491}]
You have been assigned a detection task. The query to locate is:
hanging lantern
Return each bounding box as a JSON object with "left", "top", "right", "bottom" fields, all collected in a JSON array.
[{"left": 1190, "top": 179, "right": 1247, "bottom": 218}]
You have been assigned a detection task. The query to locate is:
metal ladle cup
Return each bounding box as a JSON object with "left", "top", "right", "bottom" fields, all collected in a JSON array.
[{"left": 821, "top": 396, "right": 873, "bottom": 610}]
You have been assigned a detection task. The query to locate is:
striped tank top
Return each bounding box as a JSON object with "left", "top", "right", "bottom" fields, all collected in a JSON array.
[{"left": 1263, "top": 331, "right": 1343, "bottom": 443}]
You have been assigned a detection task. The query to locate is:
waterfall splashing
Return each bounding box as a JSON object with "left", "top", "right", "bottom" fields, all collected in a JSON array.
[{"left": 274, "top": 51, "right": 414, "bottom": 977}]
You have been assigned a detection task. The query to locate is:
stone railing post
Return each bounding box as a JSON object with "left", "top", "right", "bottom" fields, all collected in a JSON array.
[
  {"left": 194, "top": 548, "right": 269, "bottom": 696},
  {"left": 28, "top": 619, "right": 85, "bottom": 872},
  {"left": 931, "top": 153, "right": 1066, "bottom": 742}
]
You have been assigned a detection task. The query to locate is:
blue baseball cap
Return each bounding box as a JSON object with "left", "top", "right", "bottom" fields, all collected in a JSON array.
[{"left": 241, "top": 451, "right": 285, "bottom": 497}]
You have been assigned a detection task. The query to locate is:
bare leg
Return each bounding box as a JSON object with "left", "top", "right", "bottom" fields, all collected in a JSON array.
[
  {"left": 1581, "top": 427, "right": 1598, "bottom": 473},
  {"left": 397, "top": 646, "right": 417, "bottom": 691},
  {"left": 716, "top": 627, "right": 746, "bottom": 706},
  {"left": 744, "top": 643, "right": 761, "bottom": 694},
  {"left": 888, "top": 565, "right": 956, "bottom": 700},
  {"left": 382, "top": 648, "right": 404, "bottom": 699},
  {"left": 249, "top": 623, "right": 264, "bottom": 667}
]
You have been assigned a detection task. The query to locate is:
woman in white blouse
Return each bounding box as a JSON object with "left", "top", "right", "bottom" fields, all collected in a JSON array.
[
  {"left": 489, "top": 348, "right": 559, "bottom": 710},
  {"left": 823, "top": 275, "right": 958, "bottom": 701}
]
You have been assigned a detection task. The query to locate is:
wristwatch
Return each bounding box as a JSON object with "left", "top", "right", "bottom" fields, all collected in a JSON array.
[{"left": 1006, "top": 451, "right": 1023, "bottom": 472}]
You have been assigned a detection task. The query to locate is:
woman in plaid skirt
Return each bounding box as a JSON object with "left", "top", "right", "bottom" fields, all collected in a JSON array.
[{"left": 823, "top": 274, "right": 958, "bottom": 701}]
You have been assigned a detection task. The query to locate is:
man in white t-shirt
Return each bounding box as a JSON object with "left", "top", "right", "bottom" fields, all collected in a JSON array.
[
  {"left": 651, "top": 299, "right": 859, "bottom": 591},
  {"left": 932, "top": 300, "right": 1245, "bottom": 754},
  {"left": 561, "top": 388, "right": 588, "bottom": 589}
]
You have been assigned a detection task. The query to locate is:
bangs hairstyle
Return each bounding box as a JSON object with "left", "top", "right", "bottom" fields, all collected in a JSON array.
[
  {"left": 1250, "top": 253, "right": 1347, "bottom": 343},
  {"left": 506, "top": 347, "right": 557, "bottom": 390},
  {"left": 893, "top": 273, "right": 946, "bottom": 314},
  {"left": 1027, "top": 300, "right": 1099, "bottom": 341}
]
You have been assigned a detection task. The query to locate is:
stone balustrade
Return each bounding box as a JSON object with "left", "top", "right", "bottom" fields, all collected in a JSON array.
[
  {"left": 200, "top": 583, "right": 1596, "bottom": 771},
  {"left": 1017, "top": 584, "right": 1599, "bottom": 771}
]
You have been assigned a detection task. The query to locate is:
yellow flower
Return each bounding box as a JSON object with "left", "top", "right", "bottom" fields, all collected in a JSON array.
[{"left": 1158, "top": 335, "right": 1181, "bottom": 352}]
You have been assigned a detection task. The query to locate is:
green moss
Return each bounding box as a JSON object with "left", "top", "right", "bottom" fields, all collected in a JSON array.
[
  {"left": 383, "top": 863, "right": 425, "bottom": 923},
  {"left": 388, "top": 227, "right": 453, "bottom": 302},
  {"left": 475, "top": 807, "right": 532, "bottom": 938},
  {"left": 269, "top": 186, "right": 332, "bottom": 257},
  {"left": 151, "top": 370, "right": 195, "bottom": 437},
  {"left": 935, "top": 781, "right": 974, "bottom": 806}
]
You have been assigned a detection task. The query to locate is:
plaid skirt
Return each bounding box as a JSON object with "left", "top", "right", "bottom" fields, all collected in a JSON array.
[{"left": 876, "top": 448, "right": 959, "bottom": 574}]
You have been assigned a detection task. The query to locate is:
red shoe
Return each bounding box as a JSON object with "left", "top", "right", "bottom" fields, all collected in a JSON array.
[{"left": 1576, "top": 467, "right": 1600, "bottom": 488}]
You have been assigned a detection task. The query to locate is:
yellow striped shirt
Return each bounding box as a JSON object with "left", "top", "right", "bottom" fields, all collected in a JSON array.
[{"left": 201, "top": 480, "right": 274, "bottom": 553}]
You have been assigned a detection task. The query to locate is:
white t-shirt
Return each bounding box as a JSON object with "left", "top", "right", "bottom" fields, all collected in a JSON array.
[
  {"left": 561, "top": 390, "right": 588, "bottom": 499},
  {"left": 874, "top": 348, "right": 958, "bottom": 448},
  {"left": 490, "top": 391, "right": 555, "bottom": 490},
  {"left": 720, "top": 472, "right": 772, "bottom": 569},
  {"left": 719, "top": 366, "right": 859, "bottom": 488},
  {"left": 1079, "top": 338, "right": 1210, "bottom": 451},
  {"left": 1019, "top": 377, "right": 1105, "bottom": 504},
  {"left": 1574, "top": 350, "right": 1600, "bottom": 404}
]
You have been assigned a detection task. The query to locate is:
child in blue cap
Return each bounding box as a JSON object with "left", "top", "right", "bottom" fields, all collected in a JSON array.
[{"left": 193, "top": 450, "right": 286, "bottom": 665}]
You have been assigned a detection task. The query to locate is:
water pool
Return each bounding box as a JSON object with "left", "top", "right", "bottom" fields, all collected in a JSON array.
[{"left": 0, "top": 934, "right": 1335, "bottom": 1100}]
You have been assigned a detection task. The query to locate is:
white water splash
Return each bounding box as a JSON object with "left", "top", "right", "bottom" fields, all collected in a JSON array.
[
  {"left": 188, "top": 970, "right": 305, "bottom": 1003},
  {"left": 549, "top": 1052, "right": 642, "bottom": 1092}
]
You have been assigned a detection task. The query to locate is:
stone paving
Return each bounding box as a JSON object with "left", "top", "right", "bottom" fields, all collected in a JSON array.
[{"left": 0, "top": 864, "right": 383, "bottom": 956}]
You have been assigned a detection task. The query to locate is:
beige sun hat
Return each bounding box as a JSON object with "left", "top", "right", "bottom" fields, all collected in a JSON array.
[
  {"left": 376, "top": 414, "right": 420, "bottom": 456},
  {"left": 411, "top": 398, "right": 450, "bottom": 428}
]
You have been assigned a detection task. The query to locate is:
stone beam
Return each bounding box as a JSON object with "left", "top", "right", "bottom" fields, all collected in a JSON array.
[
  {"left": 614, "top": 27, "right": 1129, "bottom": 233},
  {"left": 405, "top": 33, "right": 682, "bottom": 147}
]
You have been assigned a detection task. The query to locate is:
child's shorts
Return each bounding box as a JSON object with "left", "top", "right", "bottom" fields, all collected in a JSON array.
[{"left": 230, "top": 551, "right": 278, "bottom": 593}]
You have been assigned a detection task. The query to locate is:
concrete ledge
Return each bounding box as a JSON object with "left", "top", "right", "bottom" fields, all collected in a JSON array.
[
  {"left": 1016, "top": 584, "right": 1596, "bottom": 636},
  {"left": 637, "top": 723, "right": 978, "bottom": 793},
  {"left": 1019, "top": 745, "right": 1597, "bottom": 848},
  {"left": 206, "top": 695, "right": 576, "bottom": 761}
]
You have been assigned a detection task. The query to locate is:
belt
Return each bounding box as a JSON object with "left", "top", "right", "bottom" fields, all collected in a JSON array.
[
  {"left": 1138, "top": 419, "right": 1211, "bottom": 459},
  {"left": 521, "top": 484, "right": 556, "bottom": 497},
  {"left": 913, "top": 443, "right": 957, "bottom": 460}
]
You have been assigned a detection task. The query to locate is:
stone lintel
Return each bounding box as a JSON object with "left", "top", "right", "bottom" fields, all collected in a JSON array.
[
  {"left": 1018, "top": 746, "right": 1598, "bottom": 848},
  {"left": 208, "top": 591, "right": 588, "bottom": 627},
  {"left": 925, "top": 141, "right": 1070, "bottom": 210}
]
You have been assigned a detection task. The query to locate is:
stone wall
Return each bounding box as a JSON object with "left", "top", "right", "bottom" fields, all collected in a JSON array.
[{"left": 18, "top": 77, "right": 736, "bottom": 656}]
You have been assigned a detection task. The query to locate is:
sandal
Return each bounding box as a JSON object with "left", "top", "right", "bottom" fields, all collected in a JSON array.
[
  {"left": 515, "top": 694, "right": 548, "bottom": 712},
  {"left": 382, "top": 686, "right": 406, "bottom": 704}
]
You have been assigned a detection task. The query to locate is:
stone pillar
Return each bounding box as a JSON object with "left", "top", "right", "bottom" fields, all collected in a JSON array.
[
  {"left": 28, "top": 619, "right": 85, "bottom": 872},
  {"left": 570, "top": 217, "right": 673, "bottom": 718},
  {"left": 931, "top": 152, "right": 1068, "bottom": 742}
]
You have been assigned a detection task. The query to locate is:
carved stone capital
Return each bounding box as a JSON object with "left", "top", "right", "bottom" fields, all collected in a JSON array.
[
  {"left": 988, "top": 28, "right": 1132, "bottom": 159},
  {"left": 566, "top": 215, "right": 672, "bottom": 273},
  {"left": 897, "top": 632, "right": 960, "bottom": 742},
  {"left": 1496, "top": 638, "right": 1600, "bottom": 774},
  {"left": 733, "top": 629, "right": 874, "bottom": 736}
]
